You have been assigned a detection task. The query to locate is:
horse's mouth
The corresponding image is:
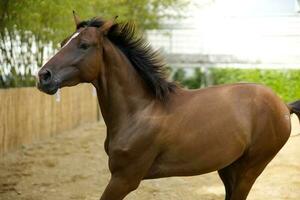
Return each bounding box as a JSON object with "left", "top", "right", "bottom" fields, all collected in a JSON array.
[{"left": 37, "top": 82, "right": 59, "bottom": 95}]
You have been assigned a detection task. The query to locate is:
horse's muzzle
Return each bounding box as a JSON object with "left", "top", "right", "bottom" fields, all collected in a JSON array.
[{"left": 37, "top": 68, "right": 59, "bottom": 95}]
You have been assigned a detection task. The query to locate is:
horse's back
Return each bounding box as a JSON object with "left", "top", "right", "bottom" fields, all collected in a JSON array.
[
  {"left": 191, "top": 83, "right": 291, "bottom": 154},
  {"left": 182, "top": 83, "right": 291, "bottom": 143}
]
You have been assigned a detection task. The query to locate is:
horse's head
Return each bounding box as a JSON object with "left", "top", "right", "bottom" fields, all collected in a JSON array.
[{"left": 37, "top": 11, "right": 115, "bottom": 95}]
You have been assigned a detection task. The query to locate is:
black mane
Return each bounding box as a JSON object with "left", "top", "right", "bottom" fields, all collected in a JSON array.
[{"left": 77, "top": 18, "right": 177, "bottom": 101}]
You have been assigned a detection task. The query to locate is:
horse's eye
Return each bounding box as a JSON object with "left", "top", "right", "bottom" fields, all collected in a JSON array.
[{"left": 79, "top": 43, "right": 90, "bottom": 50}]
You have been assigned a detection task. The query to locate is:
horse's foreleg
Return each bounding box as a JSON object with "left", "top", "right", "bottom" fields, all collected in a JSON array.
[
  {"left": 100, "top": 174, "right": 141, "bottom": 200},
  {"left": 99, "top": 149, "right": 156, "bottom": 200}
]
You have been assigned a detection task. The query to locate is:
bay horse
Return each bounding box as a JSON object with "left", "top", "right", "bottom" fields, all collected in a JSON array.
[{"left": 37, "top": 12, "right": 300, "bottom": 200}]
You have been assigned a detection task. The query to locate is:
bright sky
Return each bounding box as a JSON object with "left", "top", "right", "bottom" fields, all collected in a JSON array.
[
  {"left": 185, "top": 0, "right": 300, "bottom": 63},
  {"left": 212, "top": 0, "right": 296, "bottom": 16},
  {"left": 188, "top": 0, "right": 297, "bottom": 21}
]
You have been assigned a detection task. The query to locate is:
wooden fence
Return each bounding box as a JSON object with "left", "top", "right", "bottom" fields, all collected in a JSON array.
[{"left": 0, "top": 84, "right": 99, "bottom": 156}]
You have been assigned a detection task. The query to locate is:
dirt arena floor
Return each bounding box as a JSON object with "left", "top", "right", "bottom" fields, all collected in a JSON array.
[{"left": 1, "top": 116, "right": 300, "bottom": 200}]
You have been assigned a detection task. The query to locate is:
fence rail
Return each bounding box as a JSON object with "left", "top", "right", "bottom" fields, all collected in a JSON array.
[{"left": 0, "top": 84, "right": 99, "bottom": 156}]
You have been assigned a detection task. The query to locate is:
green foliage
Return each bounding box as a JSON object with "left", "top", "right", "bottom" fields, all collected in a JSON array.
[
  {"left": 1, "top": 0, "right": 188, "bottom": 43},
  {"left": 170, "top": 67, "right": 300, "bottom": 102},
  {"left": 209, "top": 68, "right": 300, "bottom": 102},
  {"left": 172, "top": 68, "right": 203, "bottom": 89}
]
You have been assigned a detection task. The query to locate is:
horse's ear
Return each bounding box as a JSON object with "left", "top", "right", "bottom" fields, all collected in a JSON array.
[
  {"left": 100, "top": 16, "right": 118, "bottom": 35},
  {"left": 73, "top": 10, "right": 81, "bottom": 28}
]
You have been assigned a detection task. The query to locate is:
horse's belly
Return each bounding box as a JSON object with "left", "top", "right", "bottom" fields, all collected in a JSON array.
[{"left": 145, "top": 131, "right": 246, "bottom": 179}]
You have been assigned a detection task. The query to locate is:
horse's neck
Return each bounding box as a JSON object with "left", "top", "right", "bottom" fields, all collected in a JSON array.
[{"left": 93, "top": 41, "right": 153, "bottom": 131}]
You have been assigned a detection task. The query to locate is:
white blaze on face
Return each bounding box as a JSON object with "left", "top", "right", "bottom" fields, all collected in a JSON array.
[{"left": 61, "top": 31, "right": 81, "bottom": 49}]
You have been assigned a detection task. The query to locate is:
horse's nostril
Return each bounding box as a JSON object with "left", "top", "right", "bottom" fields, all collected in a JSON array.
[
  {"left": 39, "top": 69, "right": 52, "bottom": 84},
  {"left": 44, "top": 70, "right": 51, "bottom": 81}
]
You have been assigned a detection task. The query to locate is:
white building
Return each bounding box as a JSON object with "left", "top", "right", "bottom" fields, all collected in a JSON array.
[{"left": 147, "top": 0, "right": 300, "bottom": 68}]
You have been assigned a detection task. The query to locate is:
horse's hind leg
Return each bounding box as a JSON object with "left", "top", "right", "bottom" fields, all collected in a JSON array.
[
  {"left": 218, "top": 153, "right": 275, "bottom": 200},
  {"left": 218, "top": 101, "right": 291, "bottom": 200},
  {"left": 218, "top": 167, "right": 234, "bottom": 200}
]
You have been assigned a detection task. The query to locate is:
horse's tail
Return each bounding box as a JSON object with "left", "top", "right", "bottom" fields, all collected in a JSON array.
[{"left": 288, "top": 100, "right": 300, "bottom": 119}]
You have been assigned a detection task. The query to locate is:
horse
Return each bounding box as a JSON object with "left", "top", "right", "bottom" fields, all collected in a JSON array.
[{"left": 37, "top": 12, "right": 300, "bottom": 200}]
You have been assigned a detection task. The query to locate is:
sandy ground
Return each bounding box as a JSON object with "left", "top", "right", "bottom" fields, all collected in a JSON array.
[{"left": 1, "top": 116, "right": 300, "bottom": 200}]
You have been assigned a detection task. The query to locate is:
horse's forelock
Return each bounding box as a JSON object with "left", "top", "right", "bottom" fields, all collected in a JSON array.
[{"left": 76, "top": 18, "right": 105, "bottom": 30}]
